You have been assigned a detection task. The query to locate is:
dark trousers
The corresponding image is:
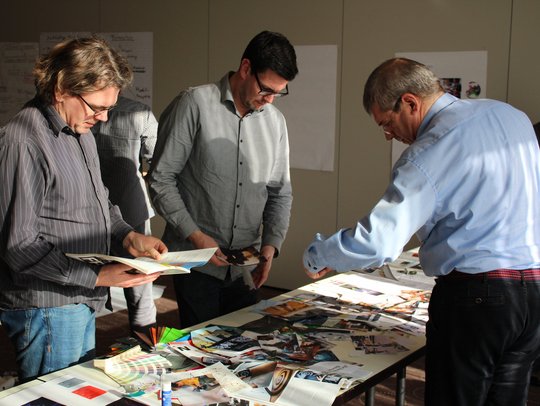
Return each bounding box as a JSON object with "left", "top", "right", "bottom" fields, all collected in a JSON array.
[
  {"left": 425, "top": 275, "right": 540, "bottom": 405},
  {"left": 173, "top": 269, "right": 258, "bottom": 328}
]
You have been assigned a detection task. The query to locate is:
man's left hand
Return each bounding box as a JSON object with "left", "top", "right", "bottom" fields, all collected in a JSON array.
[
  {"left": 123, "top": 231, "right": 168, "bottom": 260},
  {"left": 251, "top": 245, "right": 275, "bottom": 289}
]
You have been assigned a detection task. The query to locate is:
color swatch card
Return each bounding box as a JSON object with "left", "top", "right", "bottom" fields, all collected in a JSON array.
[{"left": 0, "top": 374, "right": 134, "bottom": 406}]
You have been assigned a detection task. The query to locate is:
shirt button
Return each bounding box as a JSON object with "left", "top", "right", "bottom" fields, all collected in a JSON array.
[
  {"left": 474, "top": 298, "right": 483, "bottom": 304},
  {"left": 239, "top": 182, "right": 242, "bottom": 186}
]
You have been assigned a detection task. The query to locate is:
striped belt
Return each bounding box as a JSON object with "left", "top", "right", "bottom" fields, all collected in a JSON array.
[{"left": 441, "top": 269, "right": 540, "bottom": 281}]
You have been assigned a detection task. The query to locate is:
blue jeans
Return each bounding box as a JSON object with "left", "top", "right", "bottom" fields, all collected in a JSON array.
[{"left": 0, "top": 303, "right": 96, "bottom": 382}]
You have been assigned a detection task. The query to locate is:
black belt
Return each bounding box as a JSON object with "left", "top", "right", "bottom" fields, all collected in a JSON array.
[{"left": 441, "top": 269, "right": 540, "bottom": 281}]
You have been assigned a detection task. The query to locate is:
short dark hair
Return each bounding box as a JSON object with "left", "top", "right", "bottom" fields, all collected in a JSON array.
[
  {"left": 241, "top": 31, "right": 298, "bottom": 81},
  {"left": 33, "top": 37, "right": 133, "bottom": 104}
]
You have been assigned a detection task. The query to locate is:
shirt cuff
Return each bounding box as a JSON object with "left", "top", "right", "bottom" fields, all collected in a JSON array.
[{"left": 303, "top": 234, "right": 326, "bottom": 274}]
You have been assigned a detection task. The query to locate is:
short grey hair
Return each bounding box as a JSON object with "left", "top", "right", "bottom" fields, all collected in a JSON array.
[{"left": 363, "top": 58, "right": 442, "bottom": 113}]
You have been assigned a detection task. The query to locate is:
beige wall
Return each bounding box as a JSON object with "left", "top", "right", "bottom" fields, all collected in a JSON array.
[{"left": 1, "top": 0, "right": 537, "bottom": 289}]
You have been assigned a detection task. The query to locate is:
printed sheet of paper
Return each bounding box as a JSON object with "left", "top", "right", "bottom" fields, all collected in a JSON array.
[
  {"left": 231, "top": 364, "right": 345, "bottom": 406},
  {"left": 0, "top": 374, "right": 128, "bottom": 405},
  {"left": 165, "top": 363, "right": 251, "bottom": 406},
  {"left": 307, "top": 361, "right": 372, "bottom": 389}
]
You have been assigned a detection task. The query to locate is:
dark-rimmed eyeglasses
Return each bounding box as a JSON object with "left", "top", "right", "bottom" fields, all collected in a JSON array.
[
  {"left": 392, "top": 96, "right": 402, "bottom": 112},
  {"left": 381, "top": 96, "right": 403, "bottom": 134},
  {"left": 254, "top": 72, "right": 289, "bottom": 98},
  {"left": 77, "top": 94, "right": 116, "bottom": 116}
]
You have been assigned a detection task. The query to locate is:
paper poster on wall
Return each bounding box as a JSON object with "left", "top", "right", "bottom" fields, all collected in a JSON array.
[
  {"left": 100, "top": 32, "right": 153, "bottom": 105},
  {"left": 277, "top": 45, "right": 338, "bottom": 172},
  {"left": 39, "top": 32, "right": 91, "bottom": 54},
  {"left": 0, "top": 42, "right": 39, "bottom": 126},
  {"left": 39, "top": 32, "right": 153, "bottom": 107},
  {"left": 390, "top": 51, "right": 488, "bottom": 167}
]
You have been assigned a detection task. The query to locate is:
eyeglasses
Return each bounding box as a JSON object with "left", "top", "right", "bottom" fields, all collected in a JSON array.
[
  {"left": 77, "top": 94, "right": 116, "bottom": 116},
  {"left": 253, "top": 72, "right": 289, "bottom": 98},
  {"left": 381, "top": 97, "right": 403, "bottom": 134},
  {"left": 391, "top": 96, "right": 402, "bottom": 112}
]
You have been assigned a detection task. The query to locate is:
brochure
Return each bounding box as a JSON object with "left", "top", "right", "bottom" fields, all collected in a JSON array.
[{"left": 66, "top": 247, "right": 217, "bottom": 275}]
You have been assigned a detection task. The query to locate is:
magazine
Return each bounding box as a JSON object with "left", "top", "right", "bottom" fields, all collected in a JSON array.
[
  {"left": 220, "top": 246, "right": 267, "bottom": 266},
  {"left": 229, "top": 364, "right": 346, "bottom": 406},
  {"left": 66, "top": 247, "right": 216, "bottom": 275}
]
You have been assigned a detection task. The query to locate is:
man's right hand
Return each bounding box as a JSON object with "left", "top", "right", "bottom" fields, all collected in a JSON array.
[
  {"left": 188, "top": 230, "right": 228, "bottom": 267},
  {"left": 304, "top": 266, "right": 333, "bottom": 280},
  {"left": 95, "top": 263, "right": 161, "bottom": 288}
]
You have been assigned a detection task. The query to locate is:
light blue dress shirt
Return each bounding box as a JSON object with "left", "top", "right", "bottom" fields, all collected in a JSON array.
[{"left": 304, "top": 93, "right": 540, "bottom": 276}]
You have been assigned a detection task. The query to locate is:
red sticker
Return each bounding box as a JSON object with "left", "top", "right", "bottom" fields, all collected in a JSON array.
[{"left": 72, "top": 385, "right": 107, "bottom": 399}]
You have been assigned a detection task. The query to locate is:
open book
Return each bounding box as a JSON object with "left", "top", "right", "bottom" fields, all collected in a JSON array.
[{"left": 66, "top": 247, "right": 216, "bottom": 275}]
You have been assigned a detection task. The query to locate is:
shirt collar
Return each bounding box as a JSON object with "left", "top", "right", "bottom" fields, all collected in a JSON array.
[
  {"left": 38, "top": 100, "right": 79, "bottom": 138},
  {"left": 219, "top": 72, "right": 236, "bottom": 107},
  {"left": 218, "top": 72, "right": 262, "bottom": 117},
  {"left": 417, "top": 92, "right": 458, "bottom": 137}
]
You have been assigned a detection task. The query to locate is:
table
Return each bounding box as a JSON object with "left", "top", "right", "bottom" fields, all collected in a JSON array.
[
  {"left": 267, "top": 271, "right": 429, "bottom": 406},
  {"left": 0, "top": 266, "right": 432, "bottom": 406}
]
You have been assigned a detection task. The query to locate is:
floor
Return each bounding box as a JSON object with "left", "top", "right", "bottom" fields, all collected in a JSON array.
[{"left": 1, "top": 277, "right": 539, "bottom": 405}]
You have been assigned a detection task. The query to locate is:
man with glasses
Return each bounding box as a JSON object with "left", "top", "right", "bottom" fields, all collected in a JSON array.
[
  {"left": 0, "top": 37, "right": 167, "bottom": 382},
  {"left": 148, "top": 31, "right": 298, "bottom": 327},
  {"left": 303, "top": 58, "right": 540, "bottom": 405}
]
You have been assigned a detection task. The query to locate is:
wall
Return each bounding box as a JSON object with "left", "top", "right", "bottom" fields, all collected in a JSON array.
[
  {"left": 507, "top": 0, "right": 540, "bottom": 123},
  {"left": 0, "top": 0, "right": 536, "bottom": 290}
]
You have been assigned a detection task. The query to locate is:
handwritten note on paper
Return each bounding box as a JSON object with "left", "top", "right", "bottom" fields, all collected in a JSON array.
[
  {"left": 39, "top": 32, "right": 92, "bottom": 55},
  {"left": 101, "top": 32, "right": 153, "bottom": 106},
  {"left": 0, "top": 42, "right": 39, "bottom": 126}
]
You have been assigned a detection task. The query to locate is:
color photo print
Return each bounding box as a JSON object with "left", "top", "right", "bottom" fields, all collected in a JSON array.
[{"left": 220, "top": 247, "right": 267, "bottom": 266}]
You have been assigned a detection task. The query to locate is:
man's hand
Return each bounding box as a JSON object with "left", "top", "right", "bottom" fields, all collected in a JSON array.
[
  {"left": 123, "top": 231, "right": 168, "bottom": 260},
  {"left": 95, "top": 263, "right": 161, "bottom": 287},
  {"left": 304, "top": 266, "right": 333, "bottom": 280},
  {"left": 188, "top": 230, "right": 228, "bottom": 267},
  {"left": 251, "top": 245, "right": 275, "bottom": 288}
]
